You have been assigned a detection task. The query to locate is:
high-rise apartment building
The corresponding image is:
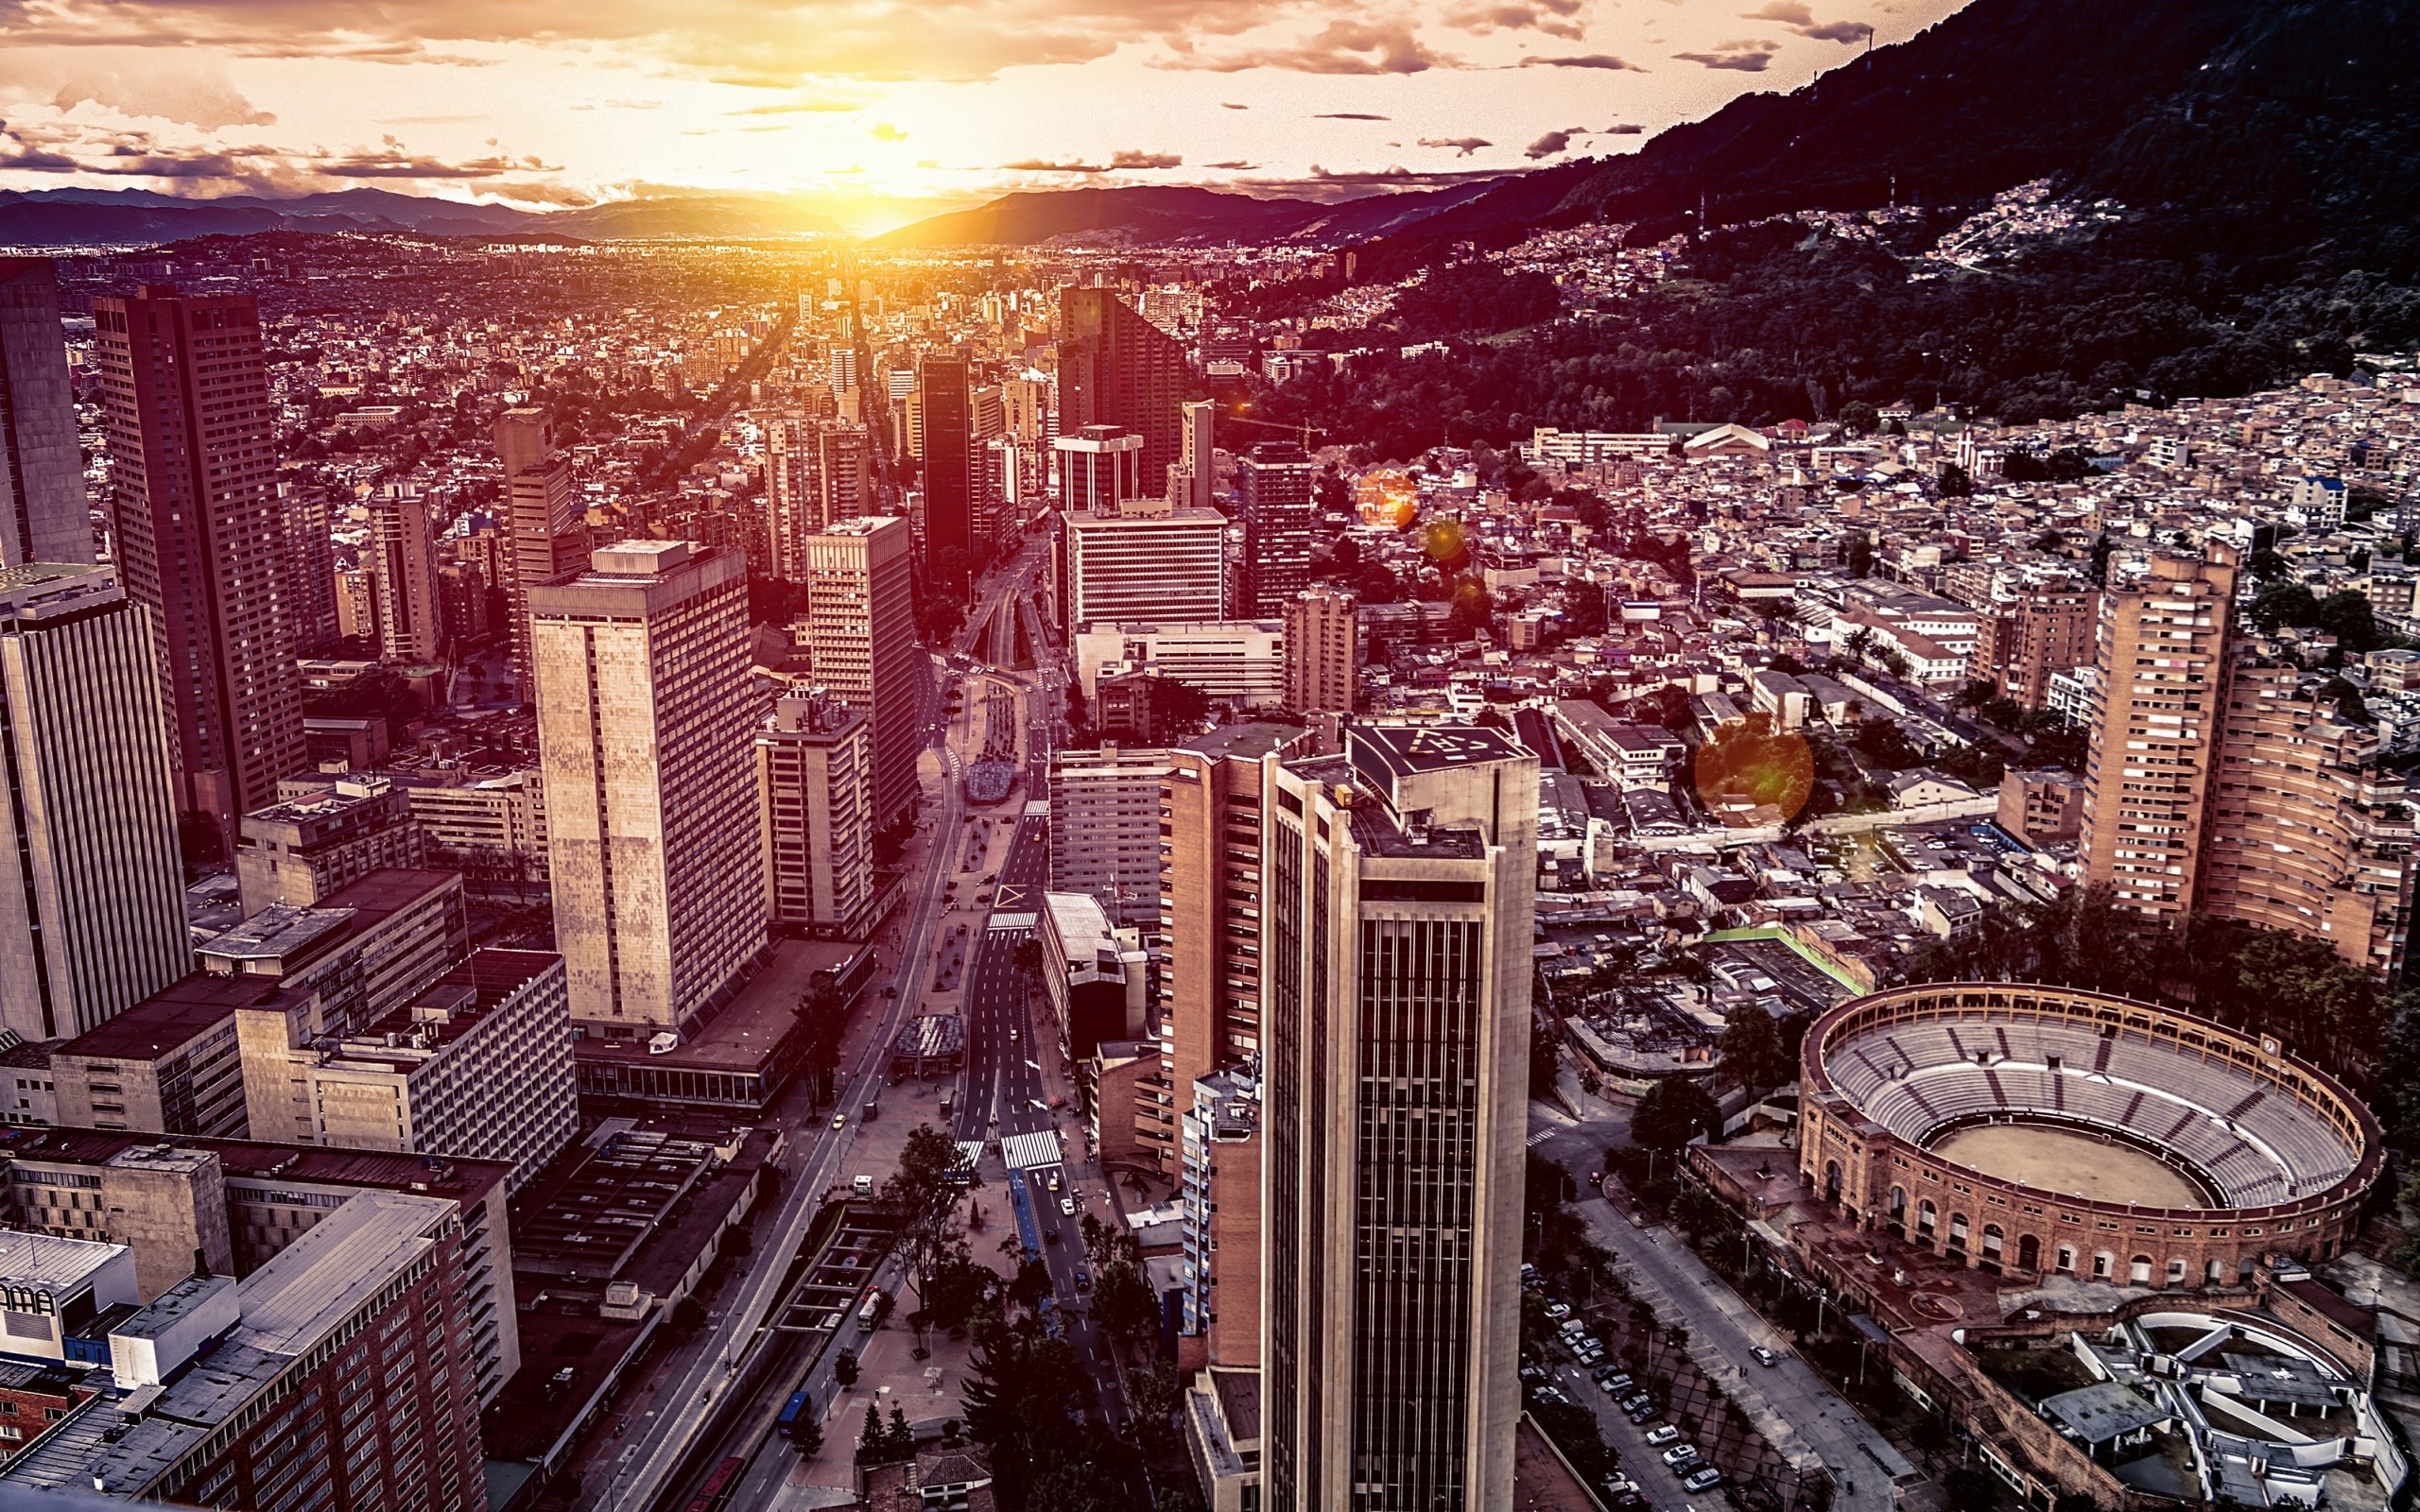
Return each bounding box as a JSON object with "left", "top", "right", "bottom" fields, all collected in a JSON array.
[
  {"left": 1174, "top": 398, "right": 1216, "bottom": 511},
  {"left": 281, "top": 483, "right": 340, "bottom": 653},
  {"left": 1261, "top": 724, "right": 1537, "bottom": 1512},
  {"left": 2078, "top": 551, "right": 2238, "bottom": 924},
  {"left": 94, "top": 285, "right": 305, "bottom": 847},
  {"left": 918, "top": 354, "right": 975, "bottom": 572},
  {"left": 1060, "top": 287, "right": 1189, "bottom": 500},
  {"left": 0, "top": 565, "right": 189, "bottom": 1041},
  {"left": 1048, "top": 745, "right": 1174, "bottom": 927},
  {"left": 368, "top": 484, "right": 446, "bottom": 662},
  {"left": 1974, "top": 584, "right": 2100, "bottom": 711},
  {"left": 756, "top": 694, "right": 879, "bottom": 938},
  {"left": 765, "top": 415, "right": 818, "bottom": 580},
  {"left": 1003, "top": 369, "right": 1049, "bottom": 445},
  {"left": 0, "top": 260, "right": 93, "bottom": 567},
  {"left": 1179, "top": 1066, "right": 1262, "bottom": 1370},
  {"left": 1236, "top": 441, "right": 1320, "bottom": 617},
  {"left": 532, "top": 541, "right": 765, "bottom": 1031},
  {"left": 1283, "top": 586, "right": 1358, "bottom": 714},
  {"left": 794, "top": 515, "right": 921, "bottom": 828},
  {"left": 494, "top": 406, "right": 587, "bottom": 697},
  {"left": 2201, "top": 656, "right": 2412, "bottom": 974}
]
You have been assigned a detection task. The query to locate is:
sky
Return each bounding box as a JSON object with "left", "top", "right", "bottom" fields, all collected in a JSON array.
[{"left": 0, "top": 0, "right": 1970, "bottom": 236}]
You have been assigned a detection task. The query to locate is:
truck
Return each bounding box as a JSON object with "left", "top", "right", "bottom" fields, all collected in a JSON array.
[{"left": 861, "top": 1098, "right": 879, "bottom": 1122}]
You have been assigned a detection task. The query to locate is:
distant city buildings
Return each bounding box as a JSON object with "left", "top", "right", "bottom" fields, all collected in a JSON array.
[{"left": 0, "top": 259, "right": 92, "bottom": 567}]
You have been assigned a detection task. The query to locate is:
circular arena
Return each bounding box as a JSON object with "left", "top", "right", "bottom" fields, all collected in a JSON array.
[{"left": 1800, "top": 983, "right": 2380, "bottom": 1288}]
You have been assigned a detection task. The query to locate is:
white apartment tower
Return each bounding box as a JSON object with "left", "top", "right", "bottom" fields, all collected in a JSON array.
[{"left": 793, "top": 515, "right": 921, "bottom": 827}]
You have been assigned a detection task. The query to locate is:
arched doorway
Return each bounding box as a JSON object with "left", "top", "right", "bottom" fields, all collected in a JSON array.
[
  {"left": 1824, "top": 1160, "right": 1842, "bottom": 1203},
  {"left": 1887, "top": 1186, "right": 1908, "bottom": 1236},
  {"left": 2016, "top": 1234, "right": 2041, "bottom": 1273},
  {"left": 2129, "top": 1255, "right": 2153, "bottom": 1285}
]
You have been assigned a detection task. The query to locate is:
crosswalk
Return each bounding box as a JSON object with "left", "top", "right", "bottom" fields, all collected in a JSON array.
[
  {"left": 1001, "top": 1129, "right": 1064, "bottom": 1171},
  {"left": 1527, "top": 1127, "right": 1556, "bottom": 1147}
]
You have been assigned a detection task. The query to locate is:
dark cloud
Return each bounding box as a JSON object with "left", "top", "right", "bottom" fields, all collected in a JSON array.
[
  {"left": 1416, "top": 135, "right": 1491, "bottom": 157},
  {"left": 1447, "top": 0, "right": 1584, "bottom": 40},
  {"left": 1220, "top": 101, "right": 1250, "bottom": 110},
  {"left": 1109, "top": 148, "right": 1182, "bottom": 168},
  {"left": 1518, "top": 53, "right": 1645, "bottom": 69},
  {"left": 1799, "top": 19, "right": 1873, "bottom": 41},
  {"left": 1202, "top": 159, "right": 1258, "bottom": 169},
  {"left": 1524, "top": 127, "right": 1585, "bottom": 159},
  {"left": 1675, "top": 39, "right": 1782, "bottom": 69},
  {"left": 317, "top": 137, "right": 564, "bottom": 178},
  {"left": 1602, "top": 122, "right": 1645, "bottom": 134},
  {"left": 1315, "top": 112, "right": 1391, "bottom": 120}
]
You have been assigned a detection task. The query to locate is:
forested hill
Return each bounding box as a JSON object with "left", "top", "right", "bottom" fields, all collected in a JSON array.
[{"left": 1366, "top": 0, "right": 2420, "bottom": 273}]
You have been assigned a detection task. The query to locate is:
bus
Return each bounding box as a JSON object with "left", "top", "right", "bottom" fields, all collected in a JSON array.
[
  {"left": 683, "top": 1455, "right": 746, "bottom": 1512},
  {"left": 856, "top": 1284, "right": 888, "bottom": 1330},
  {"left": 776, "top": 1388, "right": 814, "bottom": 1442}
]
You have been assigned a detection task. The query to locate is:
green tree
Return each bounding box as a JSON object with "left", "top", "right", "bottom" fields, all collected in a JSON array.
[
  {"left": 883, "top": 1125, "right": 983, "bottom": 1319},
  {"left": 1633, "top": 1076, "right": 1720, "bottom": 1152},
  {"left": 790, "top": 1415, "right": 824, "bottom": 1458},
  {"left": 1530, "top": 1032, "right": 1564, "bottom": 1098},
  {"left": 1718, "top": 1005, "right": 1792, "bottom": 1095},
  {"left": 1837, "top": 401, "right": 1878, "bottom": 437},
  {"left": 1669, "top": 1182, "right": 1730, "bottom": 1241},
  {"left": 2250, "top": 581, "right": 2322, "bottom": 633},
  {"left": 1941, "top": 1467, "right": 2000, "bottom": 1512},
  {"left": 2316, "top": 589, "right": 2382, "bottom": 655}
]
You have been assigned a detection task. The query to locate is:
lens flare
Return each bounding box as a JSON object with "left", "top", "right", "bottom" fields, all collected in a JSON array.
[
  {"left": 1421, "top": 516, "right": 1464, "bottom": 563},
  {"left": 1691, "top": 716, "right": 1814, "bottom": 827},
  {"left": 1355, "top": 469, "right": 1418, "bottom": 530}
]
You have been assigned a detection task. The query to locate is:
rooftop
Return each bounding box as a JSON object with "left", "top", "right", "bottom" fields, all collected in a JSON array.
[
  {"left": 1348, "top": 723, "right": 1528, "bottom": 788},
  {"left": 54, "top": 976, "right": 295, "bottom": 1063},
  {"left": 0, "top": 1230, "right": 125, "bottom": 1294}
]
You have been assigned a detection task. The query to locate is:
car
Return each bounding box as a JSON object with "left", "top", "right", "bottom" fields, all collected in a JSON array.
[
  {"left": 1519, "top": 1365, "right": 1547, "bottom": 1384},
  {"left": 1059, "top": 1196, "right": 1075, "bottom": 1216},
  {"left": 1602, "top": 1372, "right": 1634, "bottom": 1392},
  {"left": 1684, "top": 1468, "right": 1724, "bottom": 1492},
  {"left": 1644, "top": 1426, "right": 1681, "bottom": 1447},
  {"left": 1599, "top": 1376, "right": 1627, "bottom": 1396},
  {"left": 1046, "top": 1171, "right": 1062, "bottom": 1192},
  {"left": 1619, "top": 1393, "right": 1652, "bottom": 1415},
  {"left": 1532, "top": 1385, "right": 1571, "bottom": 1407},
  {"left": 1010, "top": 1029, "right": 1020, "bottom": 1043},
  {"left": 1599, "top": 1478, "right": 1640, "bottom": 1500},
  {"left": 1626, "top": 1404, "right": 1658, "bottom": 1424},
  {"left": 1074, "top": 1268, "right": 1091, "bottom": 1290},
  {"left": 1543, "top": 1300, "right": 1572, "bottom": 1321},
  {"left": 1750, "top": 1345, "right": 1781, "bottom": 1367},
  {"left": 1590, "top": 1365, "right": 1621, "bottom": 1383},
  {"left": 831, "top": 1111, "right": 847, "bottom": 1130},
  {"left": 1660, "top": 1445, "right": 1701, "bottom": 1469}
]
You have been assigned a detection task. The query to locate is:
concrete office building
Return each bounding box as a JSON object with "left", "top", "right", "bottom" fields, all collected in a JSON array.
[
  {"left": 1055, "top": 424, "right": 1146, "bottom": 514},
  {"left": 1236, "top": 441, "right": 1320, "bottom": 617},
  {"left": 2079, "top": 551, "right": 2238, "bottom": 924},
  {"left": 756, "top": 694, "right": 879, "bottom": 938},
  {"left": 494, "top": 406, "right": 587, "bottom": 698},
  {"left": 0, "top": 260, "right": 92, "bottom": 568},
  {"left": 202, "top": 868, "right": 470, "bottom": 1057},
  {"left": 1059, "top": 507, "right": 1227, "bottom": 638},
  {"left": 1073, "top": 621, "right": 1287, "bottom": 707},
  {"left": 235, "top": 774, "right": 426, "bottom": 916},
  {"left": 94, "top": 285, "right": 306, "bottom": 849},
  {"left": 1048, "top": 746, "right": 1175, "bottom": 928},
  {"left": 1282, "top": 586, "right": 1357, "bottom": 715},
  {"left": 1035, "top": 890, "right": 1149, "bottom": 1061},
  {"left": 1060, "top": 288, "right": 1188, "bottom": 496},
  {"left": 532, "top": 541, "right": 765, "bottom": 1032},
  {"left": 0, "top": 566, "right": 188, "bottom": 1043},
  {"left": 391, "top": 768, "right": 547, "bottom": 878},
  {"left": 1173, "top": 398, "right": 1215, "bottom": 510},
  {"left": 47, "top": 975, "right": 272, "bottom": 1140},
  {"left": 1261, "top": 724, "right": 1538, "bottom": 1512},
  {"left": 367, "top": 484, "right": 446, "bottom": 663},
  {"left": 0, "top": 1191, "right": 490, "bottom": 1512},
  {"left": 793, "top": 515, "right": 921, "bottom": 827},
  {"left": 242, "top": 948, "right": 576, "bottom": 1192}
]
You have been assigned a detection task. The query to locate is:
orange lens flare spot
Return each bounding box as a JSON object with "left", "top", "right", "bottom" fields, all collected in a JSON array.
[
  {"left": 1691, "top": 720, "right": 1814, "bottom": 828},
  {"left": 1421, "top": 517, "right": 1464, "bottom": 561},
  {"left": 1354, "top": 469, "right": 1418, "bottom": 530}
]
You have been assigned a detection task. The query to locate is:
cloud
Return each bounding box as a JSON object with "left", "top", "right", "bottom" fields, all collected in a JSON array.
[
  {"left": 1000, "top": 157, "right": 1107, "bottom": 173},
  {"left": 1525, "top": 126, "right": 1586, "bottom": 159},
  {"left": 0, "top": 51, "right": 277, "bottom": 130},
  {"left": 1799, "top": 19, "right": 1873, "bottom": 41},
  {"left": 1167, "top": 19, "right": 1455, "bottom": 75},
  {"left": 1674, "top": 39, "right": 1783, "bottom": 69},
  {"left": 1602, "top": 122, "right": 1645, "bottom": 134},
  {"left": 1221, "top": 101, "right": 1250, "bottom": 110},
  {"left": 1447, "top": 0, "right": 1585, "bottom": 39},
  {"left": 1518, "top": 53, "right": 1644, "bottom": 69},
  {"left": 1202, "top": 159, "right": 1257, "bottom": 170},
  {"left": 1109, "top": 148, "right": 1182, "bottom": 168},
  {"left": 1740, "top": 1, "right": 1814, "bottom": 22},
  {"left": 1417, "top": 135, "right": 1491, "bottom": 157},
  {"left": 318, "top": 136, "right": 563, "bottom": 179},
  {"left": 1315, "top": 112, "right": 1391, "bottom": 120},
  {"left": 870, "top": 122, "right": 906, "bottom": 140},
  {"left": 1740, "top": 3, "right": 1871, "bottom": 42}
]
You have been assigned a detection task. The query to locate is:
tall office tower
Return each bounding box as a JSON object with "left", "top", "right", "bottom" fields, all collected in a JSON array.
[
  {"left": 1159, "top": 724, "right": 1305, "bottom": 1151},
  {"left": 368, "top": 484, "right": 446, "bottom": 663},
  {"left": 756, "top": 693, "right": 879, "bottom": 938},
  {"left": 1059, "top": 507, "right": 1227, "bottom": 638},
  {"left": 1236, "top": 441, "right": 1321, "bottom": 617},
  {"left": 829, "top": 345, "right": 860, "bottom": 395},
  {"left": 494, "top": 406, "right": 587, "bottom": 696},
  {"left": 818, "top": 421, "right": 873, "bottom": 528},
  {"left": 1284, "top": 585, "right": 1359, "bottom": 714},
  {"left": 94, "top": 284, "right": 305, "bottom": 847},
  {"left": 1974, "top": 583, "right": 2100, "bottom": 710},
  {"left": 972, "top": 382, "right": 1005, "bottom": 441},
  {"left": 1003, "top": 369, "right": 1049, "bottom": 445},
  {"left": 280, "top": 483, "right": 339, "bottom": 653},
  {"left": 1059, "top": 286, "right": 1188, "bottom": 499},
  {"left": 918, "top": 354, "right": 976, "bottom": 572},
  {"left": 2078, "top": 550, "right": 2238, "bottom": 925},
  {"left": 1055, "top": 424, "right": 1147, "bottom": 513},
  {"left": 795, "top": 515, "right": 921, "bottom": 827},
  {"left": 2200, "top": 655, "right": 2413, "bottom": 975},
  {"left": 1261, "top": 724, "right": 1538, "bottom": 1512},
  {"left": 0, "top": 565, "right": 188, "bottom": 1041},
  {"left": 531, "top": 541, "right": 766, "bottom": 1031},
  {"left": 765, "top": 415, "right": 818, "bottom": 579},
  {"left": 1175, "top": 397, "right": 1216, "bottom": 509},
  {"left": 0, "top": 260, "right": 93, "bottom": 567}
]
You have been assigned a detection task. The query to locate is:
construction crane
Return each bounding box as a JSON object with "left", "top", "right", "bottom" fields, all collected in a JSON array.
[{"left": 1221, "top": 411, "right": 1327, "bottom": 450}]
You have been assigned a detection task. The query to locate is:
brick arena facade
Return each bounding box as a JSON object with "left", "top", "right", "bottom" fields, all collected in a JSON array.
[{"left": 1800, "top": 983, "right": 2379, "bottom": 1288}]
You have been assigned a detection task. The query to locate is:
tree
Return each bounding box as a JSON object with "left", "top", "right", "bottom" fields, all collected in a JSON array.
[
  {"left": 1632, "top": 1076, "right": 1720, "bottom": 1152},
  {"left": 1941, "top": 1467, "right": 2001, "bottom": 1512},
  {"left": 883, "top": 1125, "right": 982, "bottom": 1320},
  {"left": 1669, "top": 1183, "right": 1729, "bottom": 1241},
  {"left": 790, "top": 1416, "right": 824, "bottom": 1458},
  {"left": 2250, "top": 581, "right": 2322, "bottom": 634},
  {"left": 1938, "top": 461, "right": 1974, "bottom": 497},
  {"left": 834, "top": 1349, "right": 859, "bottom": 1386},
  {"left": 2316, "top": 589, "right": 2382, "bottom": 655},
  {"left": 1837, "top": 401, "right": 1878, "bottom": 437},
  {"left": 1530, "top": 1032, "right": 1564, "bottom": 1098},
  {"left": 1718, "top": 1005, "right": 1791, "bottom": 1095}
]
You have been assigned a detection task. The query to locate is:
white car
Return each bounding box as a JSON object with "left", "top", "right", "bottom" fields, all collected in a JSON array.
[
  {"left": 1644, "top": 1425, "right": 1681, "bottom": 1447},
  {"left": 1060, "top": 1196, "right": 1075, "bottom": 1216},
  {"left": 1660, "top": 1445, "right": 1701, "bottom": 1469}
]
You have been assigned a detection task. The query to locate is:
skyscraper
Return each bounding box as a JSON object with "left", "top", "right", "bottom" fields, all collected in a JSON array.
[
  {"left": 531, "top": 541, "right": 765, "bottom": 1031},
  {"left": 765, "top": 415, "right": 818, "bottom": 580},
  {"left": 818, "top": 421, "right": 873, "bottom": 534},
  {"left": 917, "top": 353, "right": 975, "bottom": 574},
  {"left": 280, "top": 482, "right": 340, "bottom": 654},
  {"left": 1059, "top": 287, "right": 1189, "bottom": 502},
  {"left": 2078, "top": 550, "right": 2238, "bottom": 924},
  {"left": 0, "top": 259, "right": 92, "bottom": 567},
  {"left": 0, "top": 565, "right": 189, "bottom": 1041},
  {"left": 94, "top": 284, "right": 305, "bottom": 847},
  {"left": 1055, "top": 424, "right": 1146, "bottom": 514},
  {"left": 795, "top": 515, "right": 922, "bottom": 828},
  {"left": 494, "top": 406, "right": 587, "bottom": 697},
  {"left": 368, "top": 484, "right": 446, "bottom": 662},
  {"left": 1261, "top": 724, "right": 1537, "bottom": 1512},
  {"left": 1175, "top": 397, "right": 1216, "bottom": 510},
  {"left": 1283, "top": 585, "right": 1358, "bottom": 714},
  {"left": 1974, "top": 583, "right": 2099, "bottom": 711},
  {"left": 1058, "top": 507, "right": 1227, "bottom": 637},
  {"left": 756, "top": 693, "right": 878, "bottom": 938},
  {"left": 1236, "top": 441, "right": 1320, "bottom": 617}
]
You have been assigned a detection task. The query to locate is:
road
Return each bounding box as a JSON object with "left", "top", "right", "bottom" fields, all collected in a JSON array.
[
  {"left": 604, "top": 545, "right": 1030, "bottom": 1512},
  {"left": 1528, "top": 1108, "right": 1910, "bottom": 1512}
]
